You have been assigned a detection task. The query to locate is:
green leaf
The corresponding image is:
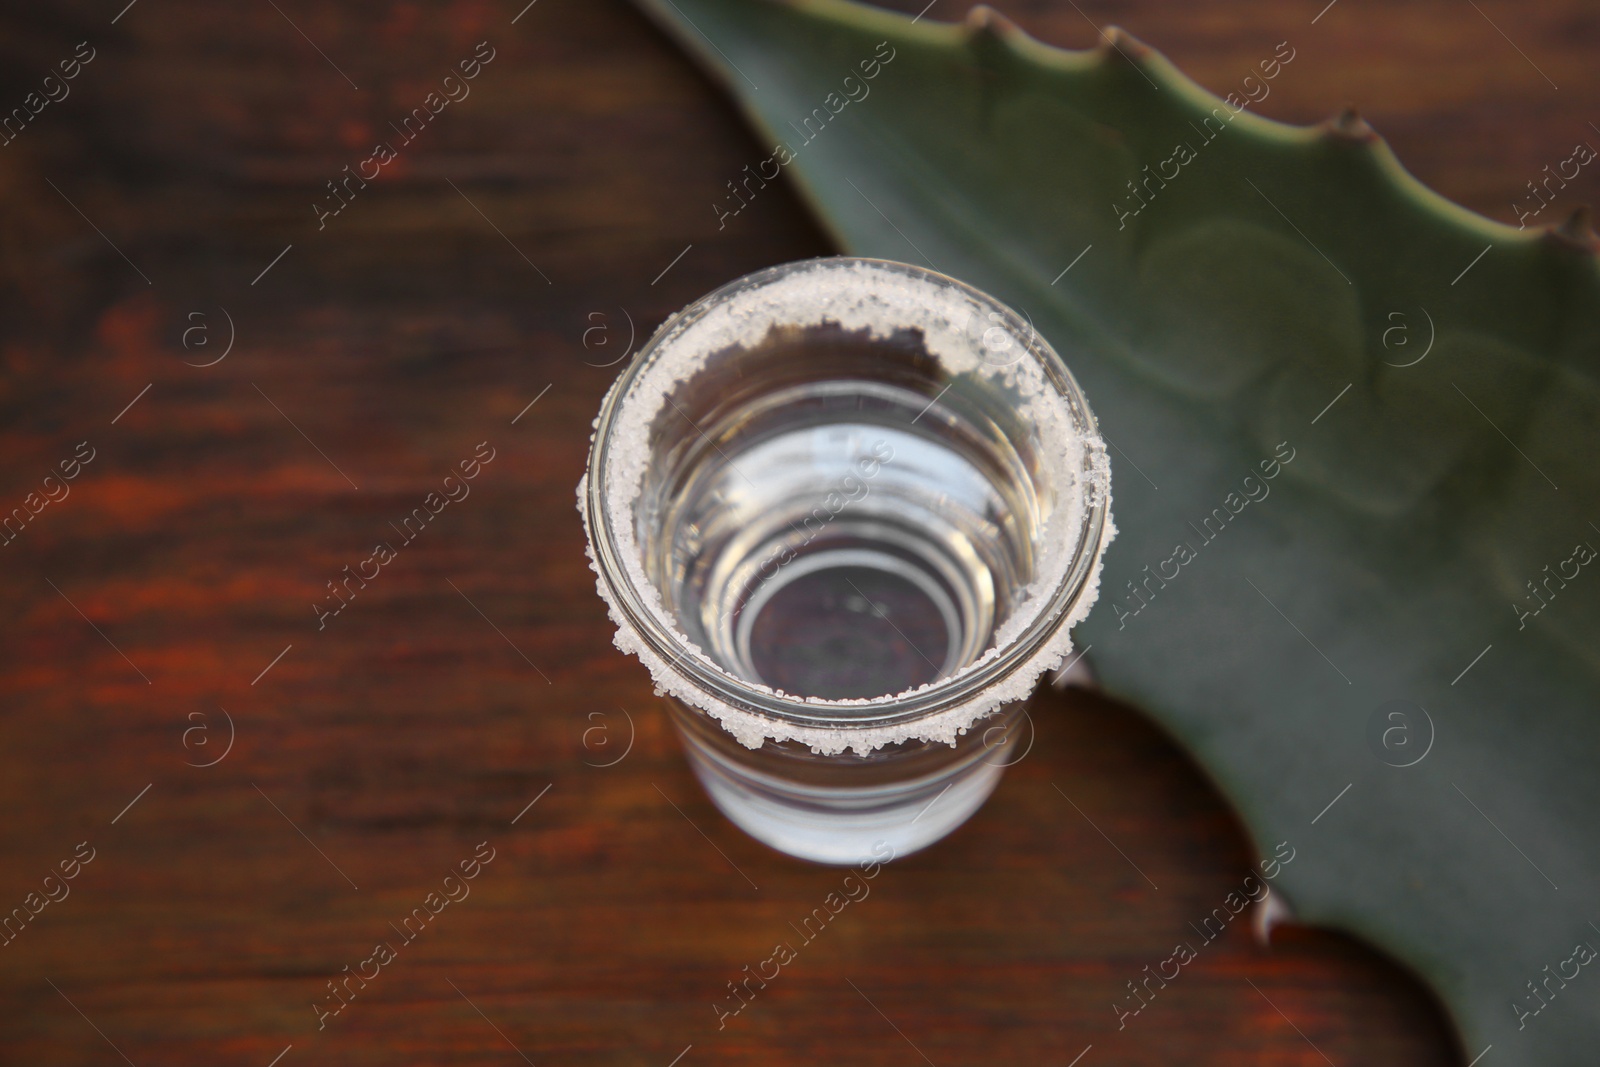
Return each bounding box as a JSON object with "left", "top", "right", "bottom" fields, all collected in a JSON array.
[{"left": 635, "top": 0, "right": 1600, "bottom": 1060}]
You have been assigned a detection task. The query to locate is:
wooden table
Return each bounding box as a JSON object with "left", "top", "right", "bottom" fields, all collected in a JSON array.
[{"left": 3, "top": 0, "right": 1590, "bottom": 1063}]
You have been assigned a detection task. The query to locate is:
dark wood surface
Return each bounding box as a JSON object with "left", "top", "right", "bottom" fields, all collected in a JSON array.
[{"left": 3, "top": 0, "right": 1592, "bottom": 1063}]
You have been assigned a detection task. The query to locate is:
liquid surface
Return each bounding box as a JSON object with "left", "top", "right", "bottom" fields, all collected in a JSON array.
[{"left": 644, "top": 351, "right": 1041, "bottom": 704}]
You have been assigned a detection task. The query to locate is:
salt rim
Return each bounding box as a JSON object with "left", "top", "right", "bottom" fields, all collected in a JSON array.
[{"left": 579, "top": 258, "right": 1114, "bottom": 755}]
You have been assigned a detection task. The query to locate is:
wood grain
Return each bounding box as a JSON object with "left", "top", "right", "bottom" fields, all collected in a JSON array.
[{"left": 3, "top": 0, "right": 1590, "bottom": 1063}]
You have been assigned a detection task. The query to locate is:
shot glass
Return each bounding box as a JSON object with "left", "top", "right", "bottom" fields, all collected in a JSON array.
[{"left": 580, "top": 257, "right": 1112, "bottom": 864}]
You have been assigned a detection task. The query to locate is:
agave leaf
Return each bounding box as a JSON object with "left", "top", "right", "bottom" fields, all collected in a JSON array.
[{"left": 634, "top": 0, "right": 1600, "bottom": 1060}]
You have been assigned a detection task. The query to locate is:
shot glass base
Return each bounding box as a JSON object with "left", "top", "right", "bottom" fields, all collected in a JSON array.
[{"left": 665, "top": 696, "right": 1016, "bottom": 865}]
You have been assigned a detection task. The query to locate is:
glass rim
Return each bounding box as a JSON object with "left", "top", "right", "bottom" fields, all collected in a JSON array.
[{"left": 584, "top": 255, "right": 1110, "bottom": 733}]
